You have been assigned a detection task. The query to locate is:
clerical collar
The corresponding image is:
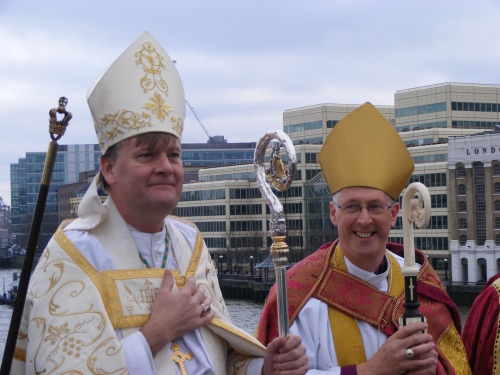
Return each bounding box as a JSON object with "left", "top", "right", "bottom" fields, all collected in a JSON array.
[{"left": 374, "top": 256, "right": 388, "bottom": 275}]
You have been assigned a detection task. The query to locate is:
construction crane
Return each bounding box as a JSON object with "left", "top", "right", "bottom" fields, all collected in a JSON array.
[{"left": 186, "top": 100, "right": 226, "bottom": 144}]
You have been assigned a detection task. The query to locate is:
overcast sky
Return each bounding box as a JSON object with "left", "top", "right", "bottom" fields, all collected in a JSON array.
[{"left": 1, "top": 0, "right": 500, "bottom": 205}]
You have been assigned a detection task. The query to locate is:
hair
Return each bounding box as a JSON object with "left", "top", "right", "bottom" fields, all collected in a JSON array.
[{"left": 101, "top": 132, "right": 179, "bottom": 189}]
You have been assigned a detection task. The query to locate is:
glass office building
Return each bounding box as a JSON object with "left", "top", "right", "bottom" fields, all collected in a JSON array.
[{"left": 10, "top": 144, "right": 100, "bottom": 251}]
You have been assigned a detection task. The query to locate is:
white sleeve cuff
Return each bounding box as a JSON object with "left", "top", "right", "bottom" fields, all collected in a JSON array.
[
  {"left": 247, "top": 357, "right": 264, "bottom": 374},
  {"left": 122, "top": 331, "right": 156, "bottom": 375}
]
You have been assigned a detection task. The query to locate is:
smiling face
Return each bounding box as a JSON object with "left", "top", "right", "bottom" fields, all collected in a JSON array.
[
  {"left": 330, "top": 186, "right": 399, "bottom": 272},
  {"left": 100, "top": 133, "right": 183, "bottom": 233}
]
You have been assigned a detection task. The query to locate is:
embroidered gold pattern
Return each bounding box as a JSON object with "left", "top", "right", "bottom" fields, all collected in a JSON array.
[
  {"left": 15, "top": 230, "right": 128, "bottom": 374},
  {"left": 15, "top": 219, "right": 267, "bottom": 373},
  {"left": 135, "top": 41, "right": 168, "bottom": 94},
  {"left": 171, "top": 341, "right": 193, "bottom": 375},
  {"left": 436, "top": 321, "right": 472, "bottom": 375},
  {"left": 144, "top": 91, "right": 172, "bottom": 121},
  {"left": 61, "top": 337, "right": 83, "bottom": 359},
  {"left": 171, "top": 115, "right": 184, "bottom": 136},
  {"left": 96, "top": 39, "right": 180, "bottom": 143},
  {"left": 139, "top": 279, "right": 158, "bottom": 308},
  {"left": 45, "top": 322, "right": 70, "bottom": 345},
  {"left": 99, "top": 110, "right": 153, "bottom": 143}
]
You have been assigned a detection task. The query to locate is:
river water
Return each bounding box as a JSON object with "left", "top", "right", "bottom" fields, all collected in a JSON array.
[{"left": 0, "top": 268, "right": 471, "bottom": 363}]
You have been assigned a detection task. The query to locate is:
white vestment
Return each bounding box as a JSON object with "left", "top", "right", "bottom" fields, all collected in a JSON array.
[{"left": 13, "top": 177, "right": 265, "bottom": 374}]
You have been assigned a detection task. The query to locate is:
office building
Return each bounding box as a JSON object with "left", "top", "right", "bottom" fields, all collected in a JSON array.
[
  {"left": 14, "top": 82, "right": 500, "bottom": 283},
  {"left": 10, "top": 144, "right": 100, "bottom": 250},
  {"left": 448, "top": 130, "right": 500, "bottom": 283},
  {"left": 176, "top": 83, "right": 500, "bottom": 282}
]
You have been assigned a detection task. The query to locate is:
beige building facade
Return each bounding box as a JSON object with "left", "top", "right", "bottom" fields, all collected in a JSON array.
[{"left": 448, "top": 131, "right": 500, "bottom": 283}]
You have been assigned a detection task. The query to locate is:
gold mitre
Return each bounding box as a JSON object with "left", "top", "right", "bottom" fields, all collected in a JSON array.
[
  {"left": 87, "top": 31, "right": 185, "bottom": 154},
  {"left": 319, "top": 102, "right": 414, "bottom": 200}
]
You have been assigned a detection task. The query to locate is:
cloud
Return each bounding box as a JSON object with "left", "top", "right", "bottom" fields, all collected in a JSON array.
[{"left": 1, "top": 0, "right": 500, "bottom": 206}]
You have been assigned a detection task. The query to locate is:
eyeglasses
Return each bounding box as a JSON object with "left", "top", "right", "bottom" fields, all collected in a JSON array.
[{"left": 334, "top": 202, "right": 394, "bottom": 216}]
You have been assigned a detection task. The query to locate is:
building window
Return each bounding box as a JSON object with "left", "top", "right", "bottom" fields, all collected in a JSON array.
[
  {"left": 495, "top": 182, "right": 500, "bottom": 194},
  {"left": 477, "top": 217, "right": 486, "bottom": 229},
  {"left": 326, "top": 120, "right": 338, "bottom": 129},
  {"left": 474, "top": 163, "right": 484, "bottom": 178},
  {"left": 305, "top": 153, "right": 318, "bottom": 163},
  {"left": 457, "top": 165, "right": 466, "bottom": 178},
  {"left": 496, "top": 200, "right": 500, "bottom": 211},
  {"left": 459, "top": 218, "right": 467, "bottom": 229},
  {"left": 459, "top": 201, "right": 467, "bottom": 212},
  {"left": 230, "top": 204, "right": 262, "bottom": 216},
  {"left": 477, "top": 201, "right": 486, "bottom": 212},
  {"left": 496, "top": 235, "right": 500, "bottom": 246},
  {"left": 459, "top": 235, "right": 468, "bottom": 246},
  {"left": 496, "top": 217, "right": 500, "bottom": 229},
  {"left": 230, "top": 220, "right": 263, "bottom": 231},
  {"left": 431, "top": 194, "right": 447, "bottom": 208},
  {"left": 494, "top": 164, "right": 500, "bottom": 176},
  {"left": 429, "top": 215, "right": 448, "bottom": 229},
  {"left": 408, "top": 173, "right": 447, "bottom": 187},
  {"left": 458, "top": 184, "right": 466, "bottom": 195},
  {"left": 477, "top": 233, "right": 486, "bottom": 246},
  {"left": 229, "top": 188, "right": 261, "bottom": 199}
]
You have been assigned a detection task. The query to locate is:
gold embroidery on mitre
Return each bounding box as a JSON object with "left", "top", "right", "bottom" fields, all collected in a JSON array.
[
  {"left": 100, "top": 110, "right": 153, "bottom": 142},
  {"left": 171, "top": 116, "right": 184, "bottom": 137},
  {"left": 144, "top": 91, "right": 172, "bottom": 121},
  {"left": 135, "top": 41, "right": 168, "bottom": 94}
]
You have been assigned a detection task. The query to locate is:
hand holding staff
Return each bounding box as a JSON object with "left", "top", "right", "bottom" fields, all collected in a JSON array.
[
  {"left": 399, "top": 182, "right": 431, "bottom": 329},
  {"left": 0, "top": 98, "right": 71, "bottom": 375}
]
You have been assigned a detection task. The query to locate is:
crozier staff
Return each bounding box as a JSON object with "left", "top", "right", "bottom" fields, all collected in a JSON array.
[
  {"left": 254, "top": 130, "right": 297, "bottom": 338},
  {"left": 256, "top": 102, "right": 471, "bottom": 374},
  {"left": 398, "top": 181, "right": 431, "bottom": 334},
  {"left": 1, "top": 97, "right": 71, "bottom": 374},
  {"left": 11, "top": 31, "right": 307, "bottom": 375}
]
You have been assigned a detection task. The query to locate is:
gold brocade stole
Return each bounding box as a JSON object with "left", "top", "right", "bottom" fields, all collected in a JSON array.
[
  {"left": 328, "top": 245, "right": 404, "bottom": 366},
  {"left": 493, "top": 278, "right": 500, "bottom": 375}
]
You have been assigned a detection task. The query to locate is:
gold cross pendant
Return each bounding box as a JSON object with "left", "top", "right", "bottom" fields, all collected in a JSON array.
[{"left": 171, "top": 340, "right": 194, "bottom": 375}]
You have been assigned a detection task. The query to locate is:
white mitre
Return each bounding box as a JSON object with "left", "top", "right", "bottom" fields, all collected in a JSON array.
[
  {"left": 73, "top": 32, "right": 186, "bottom": 229},
  {"left": 87, "top": 31, "right": 185, "bottom": 154}
]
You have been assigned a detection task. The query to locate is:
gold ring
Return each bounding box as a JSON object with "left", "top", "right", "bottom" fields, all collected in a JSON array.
[{"left": 406, "top": 348, "right": 415, "bottom": 359}]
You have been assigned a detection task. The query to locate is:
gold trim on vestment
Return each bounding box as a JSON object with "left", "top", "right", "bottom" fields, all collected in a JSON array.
[
  {"left": 102, "top": 269, "right": 165, "bottom": 328},
  {"left": 46, "top": 218, "right": 265, "bottom": 373},
  {"left": 210, "top": 317, "right": 265, "bottom": 350},
  {"left": 492, "top": 278, "right": 500, "bottom": 375},
  {"left": 54, "top": 225, "right": 200, "bottom": 329},
  {"left": 55, "top": 226, "right": 107, "bottom": 300},
  {"left": 436, "top": 320, "right": 472, "bottom": 375},
  {"left": 328, "top": 308, "right": 366, "bottom": 365},
  {"left": 185, "top": 231, "right": 204, "bottom": 281},
  {"left": 13, "top": 347, "right": 26, "bottom": 362},
  {"left": 328, "top": 244, "right": 404, "bottom": 365}
]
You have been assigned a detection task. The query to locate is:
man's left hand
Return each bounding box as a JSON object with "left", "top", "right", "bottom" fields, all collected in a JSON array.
[{"left": 262, "top": 334, "right": 308, "bottom": 375}]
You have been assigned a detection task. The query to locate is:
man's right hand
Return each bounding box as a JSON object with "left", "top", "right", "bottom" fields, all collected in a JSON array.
[
  {"left": 356, "top": 322, "right": 438, "bottom": 375},
  {"left": 139, "top": 271, "right": 215, "bottom": 356}
]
